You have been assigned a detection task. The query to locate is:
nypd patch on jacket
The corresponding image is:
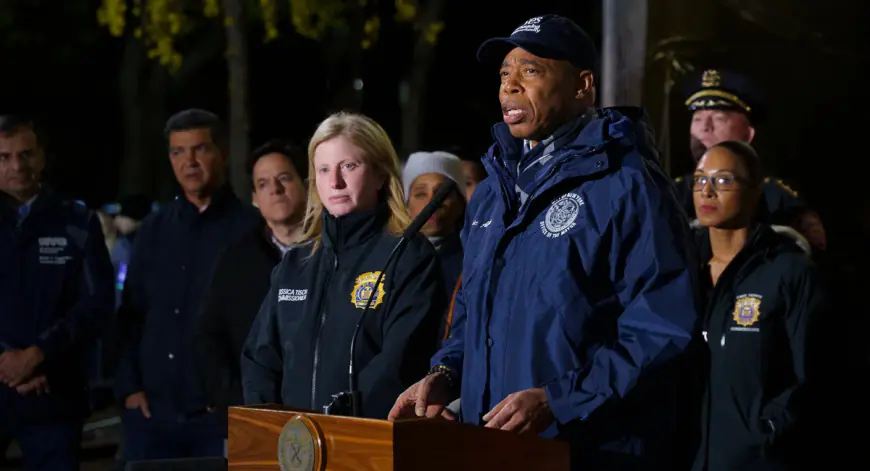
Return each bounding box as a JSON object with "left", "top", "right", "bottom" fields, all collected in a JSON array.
[
  {"left": 242, "top": 205, "right": 445, "bottom": 419},
  {"left": 693, "top": 225, "right": 827, "bottom": 471},
  {"left": 431, "top": 108, "right": 699, "bottom": 467},
  {"left": 0, "top": 189, "right": 114, "bottom": 421}
]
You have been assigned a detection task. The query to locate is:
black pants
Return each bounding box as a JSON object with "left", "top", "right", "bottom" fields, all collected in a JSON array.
[
  {"left": 0, "top": 419, "right": 82, "bottom": 471},
  {"left": 122, "top": 409, "right": 224, "bottom": 461}
]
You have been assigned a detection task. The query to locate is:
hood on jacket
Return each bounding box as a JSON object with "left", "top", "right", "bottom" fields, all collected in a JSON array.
[
  {"left": 488, "top": 106, "right": 663, "bottom": 175},
  {"left": 770, "top": 224, "right": 811, "bottom": 256},
  {"left": 689, "top": 223, "right": 810, "bottom": 257}
]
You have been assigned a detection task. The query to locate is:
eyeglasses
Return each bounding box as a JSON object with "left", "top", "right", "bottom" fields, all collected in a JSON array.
[{"left": 693, "top": 174, "right": 742, "bottom": 192}]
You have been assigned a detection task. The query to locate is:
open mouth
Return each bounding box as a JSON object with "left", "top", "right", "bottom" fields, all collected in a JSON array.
[{"left": 501, "top": 102, "right": 527, "bottom": 125}]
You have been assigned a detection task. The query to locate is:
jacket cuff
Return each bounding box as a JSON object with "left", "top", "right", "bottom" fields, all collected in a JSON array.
[
  {"left": 544, "top": 376, "right": 589, "bottom": 425},
  {"left": 429, "top": 354, "right": 462, "bottom": 375},
  {"left": 760, "top": 401, "right": 792, "bottom": 438},
  {"left": 32, "top": 337, "right": 56, "bottom": 364},
  {"left": 113, "top": 368, "right": 143, "bottom": 402}
]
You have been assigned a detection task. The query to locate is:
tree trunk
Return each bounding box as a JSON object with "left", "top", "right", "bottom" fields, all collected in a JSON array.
[
  {"left": 118, "top": 34, "right": 151, "bottom": 196},
  {"left": 322, "top": 2, "right": 365, "bottom": 112},
  {"left": 643, "top": 0, "right": 719, "bottom": 175},
  {"left": 148, "top": 66, "right": 172, "bottom": 200},
  {"left": 600, "top": 0, "right": 649, "bottom": 107},
  {"left": 399, "top": 0, "right": 447, "bottom": 157},
  {"left": 222, "top": 0, "right": 250, "bottom": 200}
]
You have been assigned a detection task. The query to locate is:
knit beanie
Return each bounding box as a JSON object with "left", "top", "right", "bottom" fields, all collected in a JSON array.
[{"left": 402, "top": 151, "right": 466, "bottom": 203}]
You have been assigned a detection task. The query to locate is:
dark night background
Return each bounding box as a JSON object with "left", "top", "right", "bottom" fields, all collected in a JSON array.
[
  {"left": 2, "top": 1, "right": 869, "bottom": 467},
  {"left": 2, "top": 0, "right": 868, "bottom": 269}
]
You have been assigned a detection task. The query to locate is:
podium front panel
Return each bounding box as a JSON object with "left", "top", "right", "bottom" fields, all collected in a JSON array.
[{"left": 228, "top": 407, "right": 394, "bottom": 471}]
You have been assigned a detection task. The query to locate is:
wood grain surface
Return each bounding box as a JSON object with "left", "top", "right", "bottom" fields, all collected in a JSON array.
[
  {"left": 228, "top": 406, "right": 569, "bottom": 471},
  {"left": 228, "top": 406, "right": 393, "bottom": 471}
]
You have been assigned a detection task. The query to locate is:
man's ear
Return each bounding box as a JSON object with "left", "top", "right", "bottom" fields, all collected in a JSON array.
[
  {"left": 747, "top": 125, "right": 756, "bottom": 144},
  {"left": 575, "top": 70, "right": 595, "bottom": 100}
]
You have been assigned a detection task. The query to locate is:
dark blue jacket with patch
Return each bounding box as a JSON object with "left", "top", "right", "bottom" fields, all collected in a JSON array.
[
  {"left": 0, "top": 189, "right": 114, "bottom": 423},
  {"left": 431, "top": 108, "right": 700, "bottom": 470},
  {"left": 114, "top": 185, "right": 258, "bottom": 423}
]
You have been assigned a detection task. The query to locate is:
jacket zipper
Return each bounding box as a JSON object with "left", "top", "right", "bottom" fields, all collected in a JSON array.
[
  {"left": 700, "top": 236, "right": 765, "bottom": 465},
  {"left": 310, "top": 253, "right": 338, "bottom": 410}
]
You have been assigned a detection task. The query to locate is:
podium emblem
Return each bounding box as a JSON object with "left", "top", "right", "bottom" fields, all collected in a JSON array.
[{"left": 278, "top": 415, "right": 324, "bottom": 471}]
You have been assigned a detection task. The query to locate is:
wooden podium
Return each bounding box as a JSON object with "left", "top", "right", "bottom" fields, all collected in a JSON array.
[{"left": 228, "top": 405, "right": 569, "bottom": 471}]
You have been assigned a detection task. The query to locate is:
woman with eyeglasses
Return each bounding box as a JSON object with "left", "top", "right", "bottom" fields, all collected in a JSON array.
[{"left": 690, "top": 141, "right": 828, "bottom": 471}]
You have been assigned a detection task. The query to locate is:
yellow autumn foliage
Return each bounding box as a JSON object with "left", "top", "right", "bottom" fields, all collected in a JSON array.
[
  {"left": 260, "top": 0, "right": 278, "bottom": 41},
  {"left": 394, "top": 0, "right": 416, "bottom": 23},
  {"left": 97, "top": 0, "right": 443, "bottom": 71}
]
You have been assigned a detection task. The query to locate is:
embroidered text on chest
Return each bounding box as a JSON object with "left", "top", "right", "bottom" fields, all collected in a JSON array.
[
  {"left": 38, "top": 236, "right": 73, "bottom": 265},
  {"left": 278, "top": 289, "right": 308, "bottom": 302},
  {"left": 540, "top": 193, "right": 584, "bottom": 238}
]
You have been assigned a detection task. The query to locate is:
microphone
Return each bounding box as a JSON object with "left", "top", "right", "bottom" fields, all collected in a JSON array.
[
  {"left": 402, "top": 182, "right": 457, "bottom": 239},
  {"left": 322, "top": 180, "right": 457, "bottom": 417}
]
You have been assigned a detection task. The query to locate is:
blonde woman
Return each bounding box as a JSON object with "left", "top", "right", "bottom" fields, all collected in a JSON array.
[{"left": 241, "top": 112, "right": 446, "bottom": 418}]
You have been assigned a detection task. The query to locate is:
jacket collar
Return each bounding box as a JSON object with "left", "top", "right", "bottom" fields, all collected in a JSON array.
[
  {"left": 483, "top": 107, "right": 656, "bottom": 216},
  {"left": 1, "top": 185, "right": 59, "bottom": 226},
  {"left": 321, "top": 201, "right": 389, "bottom": 252},
  {"left": 695, "top": 223, "right": 780, "bottom": 268},
  {"left": 172, "top": 183, "right": 239, "bottom": 221},
  {"left": 247, "top": 217, "right": 283, "bottom": 260}
]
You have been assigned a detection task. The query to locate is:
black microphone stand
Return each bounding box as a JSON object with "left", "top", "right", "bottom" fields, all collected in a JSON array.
[{"left": 322, "top": 181, "right": 457, "bottom": 417}]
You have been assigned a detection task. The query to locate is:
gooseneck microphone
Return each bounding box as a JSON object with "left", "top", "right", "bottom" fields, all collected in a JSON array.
[{"left": 322, "top": 180, "right": 457, "bottom": 417}]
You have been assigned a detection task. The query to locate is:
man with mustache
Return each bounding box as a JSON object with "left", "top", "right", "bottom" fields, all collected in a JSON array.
[
  {"left": 390, "top": 15, "right": 698, "bottom": 471},
  {"left": 114, "top": 109, "right": 258, "bottom": 462},
  {"left": 674, "top": 69, "right": 826, "bottom": 251}
]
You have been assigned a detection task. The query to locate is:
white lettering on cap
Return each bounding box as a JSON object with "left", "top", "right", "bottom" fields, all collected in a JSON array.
[{"left": 512, "top": 16, "right": 543, "bottom": 35}]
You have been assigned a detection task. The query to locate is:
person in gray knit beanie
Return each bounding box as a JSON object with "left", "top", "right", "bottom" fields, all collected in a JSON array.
[
  {"left": 402, "top": 151, "right": 466, "bottom": 341},
  {"left": 402, "top": 151, "right": 467, "bottom": 204}
]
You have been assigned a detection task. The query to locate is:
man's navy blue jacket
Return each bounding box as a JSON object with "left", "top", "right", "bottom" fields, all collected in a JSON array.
[
  {"left": 0, "top": 189, "right": 114, "bottom": 423},
  {"left": 432, "top": 108, "right": 700, "bottom": 469},
  {"left": 114, "top": 185, "right": 258, "bottom": 422}
]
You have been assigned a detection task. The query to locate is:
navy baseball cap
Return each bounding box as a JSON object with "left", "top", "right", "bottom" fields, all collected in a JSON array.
[{"left": 477, "top": 14, "right": 597, "bottom": 70}]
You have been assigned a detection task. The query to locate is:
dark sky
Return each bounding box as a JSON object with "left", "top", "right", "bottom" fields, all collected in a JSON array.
[
  {"left": 0, "top": 0, "right": 599, "bottom": 204},
  {"left": 1, "top": 0, "right": 867, "bottom": 252}
]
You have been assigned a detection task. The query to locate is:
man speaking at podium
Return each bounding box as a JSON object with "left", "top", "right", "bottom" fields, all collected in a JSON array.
[{"left": 389, "top": 15, "right": 699, "bottom": 470}]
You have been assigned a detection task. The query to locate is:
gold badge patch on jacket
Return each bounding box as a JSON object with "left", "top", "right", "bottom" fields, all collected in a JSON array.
[
  {"left": 351, "top": 271, "right": 386, "bottom": 309},
  {"left": 731, "top": 294, "right": 762, "bottom": 332}
]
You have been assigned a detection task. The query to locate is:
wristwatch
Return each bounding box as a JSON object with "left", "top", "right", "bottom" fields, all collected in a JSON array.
[{"left": 428, "top": 365, "right": 457, "bottom": 391}]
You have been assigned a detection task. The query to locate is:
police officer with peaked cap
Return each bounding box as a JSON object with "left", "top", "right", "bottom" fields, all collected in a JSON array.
[{"left": 674, "top": 69, "right": 826, "bottom": 250}]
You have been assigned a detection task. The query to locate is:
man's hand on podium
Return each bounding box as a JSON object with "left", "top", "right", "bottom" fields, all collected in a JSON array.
[
  {"left": 483, "top": 388, "right": 553, "bottom": 434},
  {"left": 387, "top": 372, "right": 455, "bottom": 421},
  {"left": 125, "top": 391, "right": 152, "bottom": 419}
]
